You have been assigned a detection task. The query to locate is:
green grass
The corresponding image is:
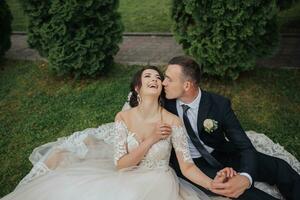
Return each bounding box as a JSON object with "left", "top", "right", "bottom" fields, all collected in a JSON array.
[
  {"left": 7, "top": 0, "right": 172, "bottom": 32},
  {"left": 119, "top": 0, "right": 172, "bottom": 32},
  {"left": 278, "top": 1, "right": 300, "bottom": 31},
  {"left": 0, "top": 59, "right": 137, "bottom": 196},
  {"left": 0, "top": 59, "right": 300, "bottom": 197},
  {"left": 7, "top": 0, "right": 300, "bottom": 32},
  {"left": 6, "top": 0, "right": 28, "bottom": 31}
]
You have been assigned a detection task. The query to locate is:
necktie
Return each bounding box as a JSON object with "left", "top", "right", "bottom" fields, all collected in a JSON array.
[{"left": 181, "top": 104, "right": 223, "bottom": 169}]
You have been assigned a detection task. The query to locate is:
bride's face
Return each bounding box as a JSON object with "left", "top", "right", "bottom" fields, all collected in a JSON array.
[{"left": 137, "top": 69, "right": 163, "bottom": 97}]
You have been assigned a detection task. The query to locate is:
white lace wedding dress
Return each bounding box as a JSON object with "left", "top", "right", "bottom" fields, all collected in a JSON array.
[
  {"left": 1, "top": 122, "right": 300, "bottom": 200},
  {"left": 1, "top": 121, "right": 211, "bottom": 200}
]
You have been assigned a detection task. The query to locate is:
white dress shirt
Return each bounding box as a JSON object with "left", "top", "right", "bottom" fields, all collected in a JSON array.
[{"left": 176, "top": 88, "right": 214, "bottom": 158}]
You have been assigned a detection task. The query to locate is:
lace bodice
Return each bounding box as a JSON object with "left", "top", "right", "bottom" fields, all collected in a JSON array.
[{"left": 114, "top": 121, "right": 193, "bottom": 169}]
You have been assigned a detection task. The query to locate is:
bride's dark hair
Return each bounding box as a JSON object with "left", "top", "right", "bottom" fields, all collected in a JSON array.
[{"left": 129, "top": 66, "right": 165, "bottom": 107}]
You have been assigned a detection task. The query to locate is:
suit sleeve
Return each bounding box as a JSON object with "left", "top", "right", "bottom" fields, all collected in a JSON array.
[{"left": 222, "top": 99, "right": 257, "bottom": 179}]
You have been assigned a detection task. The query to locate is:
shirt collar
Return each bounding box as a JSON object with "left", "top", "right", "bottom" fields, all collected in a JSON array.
[{"left": 178, "top": 88, "right": 201, "bottom": 110}]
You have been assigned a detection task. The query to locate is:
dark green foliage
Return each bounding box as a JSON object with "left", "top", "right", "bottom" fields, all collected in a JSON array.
[
  {"left": 0, "top": 0, "right": 12, "bottom": 60},
  {"left": 277, "top": 0, "right": 299, "bottom": 10},
  {"left": 172, "top": 0, "right": 279, "bottom": 79},
  {"left": 20, "top": 0, "right": 123, "bottom": 77}
]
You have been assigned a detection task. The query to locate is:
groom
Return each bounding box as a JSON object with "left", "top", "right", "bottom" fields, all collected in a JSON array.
[{"left": 163, "top": 56, "right": 300, "bottom": 200}]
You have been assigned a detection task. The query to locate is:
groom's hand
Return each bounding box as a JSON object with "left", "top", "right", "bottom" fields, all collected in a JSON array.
[{"left": 211, "top": 174, "right": 250, "bottom": 198}]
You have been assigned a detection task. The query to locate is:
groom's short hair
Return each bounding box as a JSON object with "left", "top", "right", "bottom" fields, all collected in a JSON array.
[{"left": 168, "top": 56, "right": 201, "bottom": 85}]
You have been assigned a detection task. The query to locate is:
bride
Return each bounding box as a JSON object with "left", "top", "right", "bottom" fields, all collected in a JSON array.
[{"left": 1, "top": 66, "right": 233, "bottom": 200}]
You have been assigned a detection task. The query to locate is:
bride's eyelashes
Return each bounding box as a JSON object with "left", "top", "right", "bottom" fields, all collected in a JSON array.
[{"left": 143, "top": 75, "right": 161, "bottom": 80}]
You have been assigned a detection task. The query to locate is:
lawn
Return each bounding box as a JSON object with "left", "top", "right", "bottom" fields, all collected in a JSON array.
[
  {"left": 7, "top": 0, "right": 172, "bottom": 32},
  {"left": 7, "top": 0, "right": 300, "bottom": 32},
  {"left": 278, "top": 1, "right": 300, "bottom": 31},
  {"left": 6, "top": 0, "right": 28, "bottom": 32},
  {"left": 119, "top": 0, "right": 172, "bottom": 32},
  {"left": 0, "top": 59, "right": 299, "bottom": 197}
]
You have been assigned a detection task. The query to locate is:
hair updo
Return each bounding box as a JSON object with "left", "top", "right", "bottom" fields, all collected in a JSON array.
[{"left": 129, "top": 66, "right": 165, "bottom": 107}]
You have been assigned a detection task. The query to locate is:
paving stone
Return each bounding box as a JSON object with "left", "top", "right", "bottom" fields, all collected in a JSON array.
[{"left": 5, "top": 34, "right": 300, "bottom": 69}]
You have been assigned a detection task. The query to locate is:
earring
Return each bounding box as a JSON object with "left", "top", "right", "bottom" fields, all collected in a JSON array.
[{"left": 137, "top": 93, "right": 141, "bottom": 104}]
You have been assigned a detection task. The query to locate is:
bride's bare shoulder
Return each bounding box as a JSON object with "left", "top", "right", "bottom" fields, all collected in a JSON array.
[
  {"left": 162, "top": 108, "right": 182, "bottom": 127},
  {"left": 115, "top": 108, "right": 134, "bottom": 122}
]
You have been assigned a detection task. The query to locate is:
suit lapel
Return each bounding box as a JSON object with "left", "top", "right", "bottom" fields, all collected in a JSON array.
[
  {"left": 166, "top": 99, "right": 178, "bottom": 116},
  {"left": 197, "top": 91, "right": 212, "bottom": 135}
]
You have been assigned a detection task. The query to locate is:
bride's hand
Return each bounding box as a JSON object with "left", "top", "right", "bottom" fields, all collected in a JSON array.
[
  {"left": 159, "top": 123, "right": 172, "bottom": 139},
  {"left": 149, "top": 123, "right": 172, "bottom": 144},
  {"left": 213, "top": 167, "right": 237, "bottom": 183}
]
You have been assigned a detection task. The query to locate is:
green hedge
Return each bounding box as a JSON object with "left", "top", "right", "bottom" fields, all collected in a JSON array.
[
  {"left": 172, "top": 0, "right": 279, "bottom": 79},
  {"left": 0, "top": 0, "right": 12, "bottom": 60},
  {"left": 277, "top": 0, "right": 299, "bottom": 10},
  {"left": 20, "top": 0, "right": 123, "bottom": 77}
]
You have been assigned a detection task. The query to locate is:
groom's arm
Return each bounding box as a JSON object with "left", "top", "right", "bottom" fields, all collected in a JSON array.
[
  {"left": 222, "top": 99, "right": 257, "bottom": 179},
  {"left": 209, "top": 99, "right": 256, "bottom": 198}
]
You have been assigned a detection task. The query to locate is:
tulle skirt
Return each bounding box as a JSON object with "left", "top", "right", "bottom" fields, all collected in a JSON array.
[{"left": 1, "top": 122, "right": 300, "bottom": 200}]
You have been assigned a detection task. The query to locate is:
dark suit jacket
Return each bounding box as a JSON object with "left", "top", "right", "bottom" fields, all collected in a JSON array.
[{"left": 165, "top": 90, "right": 257, "bottom": 178}]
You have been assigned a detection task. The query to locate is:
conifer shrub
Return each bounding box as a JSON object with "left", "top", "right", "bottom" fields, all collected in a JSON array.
[
  {"left": 172, "top": 0, "right": 279, "bottom": 79},
  {"left": 21, "top": 0, "right": 123, "bottom": 77}
]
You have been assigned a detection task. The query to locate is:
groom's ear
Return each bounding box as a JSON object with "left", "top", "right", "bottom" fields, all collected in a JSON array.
[{"left": 183, "top": 81, "right": 191, "bottom": 91}]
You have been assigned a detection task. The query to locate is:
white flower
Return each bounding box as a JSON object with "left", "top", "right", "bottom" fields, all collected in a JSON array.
[
  {"left": 203, "top": 119, "right": 218, "bottom": 133},
  {"left": 203, "top": 119, "right": 214, "bottom": 129},
  {"left": 127, "top": 92, "right": 132, "bottom": 102}
]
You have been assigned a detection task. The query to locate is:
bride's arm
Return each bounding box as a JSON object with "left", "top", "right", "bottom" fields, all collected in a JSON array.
[
  {"left": 114, "top": 112, "right": 163, "bottom": 170},
  {"left": 171, "top": 118, "right": 213, "bottom": 190},
  {"left": 179, "top": 160, "right": 213, "bottom": 190},
  {"left": 178, "top": 157, "right": 234, "bottom": 191}
]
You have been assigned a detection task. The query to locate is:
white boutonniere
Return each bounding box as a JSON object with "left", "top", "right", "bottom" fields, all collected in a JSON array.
[{"left": 203, "top": 119, "right": 218, "bottom": 133}]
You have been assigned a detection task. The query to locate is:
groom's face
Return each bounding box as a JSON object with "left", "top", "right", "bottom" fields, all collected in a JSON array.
[{"left": 162, "top": 64, "right": 185, "bottom": 99}]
